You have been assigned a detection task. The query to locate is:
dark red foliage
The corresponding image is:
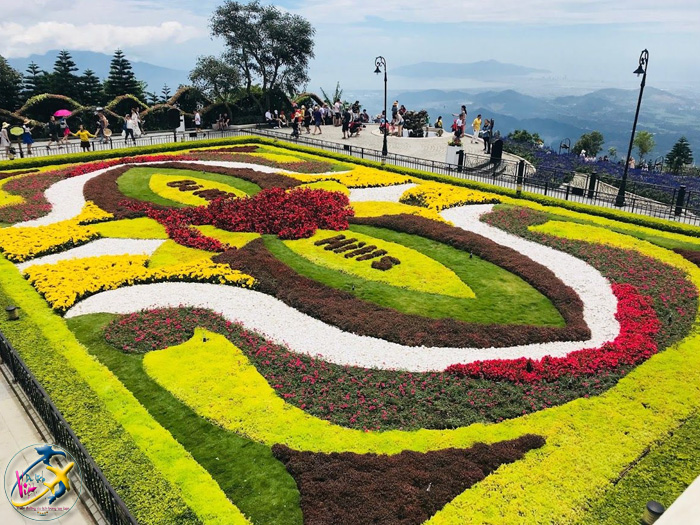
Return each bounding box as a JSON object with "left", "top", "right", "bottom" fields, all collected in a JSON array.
[
  {"left": 272, "top": 434, "right": 545, "bottom": 525},
  {"left": 0, "top": 169, "right": 39, "bottom": 180},
  {"left": 83, "top": 166, "right": 163, "bottom": 219},
  {"left": 446, "top": 283, "right": 659, "bottom": 382},
  {"left": 674, "top": 248, "right": 700, "bottom": 267},
  {"left": 212, "top": 237, "right": 589, "bottom": 348}
]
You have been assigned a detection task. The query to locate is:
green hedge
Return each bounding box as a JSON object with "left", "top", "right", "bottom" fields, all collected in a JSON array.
[{"left": 579, "top": 413, "right": 700, "bottom": 524}]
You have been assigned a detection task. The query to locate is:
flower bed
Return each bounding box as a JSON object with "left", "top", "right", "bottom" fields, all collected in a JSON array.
[{"left": 399, "top": 182, "right": 501, "bottom": 210}]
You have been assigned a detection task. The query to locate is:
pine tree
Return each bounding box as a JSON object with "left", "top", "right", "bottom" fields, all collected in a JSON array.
[
  {"left": 161, "top": 84, "right": 172, "bottom": 103},
  {"left": 22, "top": 62, "right": 49, "bottom": 101},
  {"left": 104, "top": 49, "right": 142, "bottom": 99},
  {"left": 0, "top": 55, "right": 23, "bottom": 111},
  {"left": 666, "top": 137, "right": 694, "bottom": 174},
  {"left": 145, "top": 91, "right": 159, "bottom": 106},
  {"left": 50, "top": 50, "right": 80, "bottom": 100},
  {"left": 78, "top": 69, "right": 104, "bottom": 106}
]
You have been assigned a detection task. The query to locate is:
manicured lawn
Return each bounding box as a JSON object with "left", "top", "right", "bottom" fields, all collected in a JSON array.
[
  {"left": 116, "top": 167, "right": 262, "bottom": 207},
  {"left": 68, "top": 314, "right": 303, "bottom": 525},
  {"left": 265, "top": 224, "right": 565, "bottom": 326}
]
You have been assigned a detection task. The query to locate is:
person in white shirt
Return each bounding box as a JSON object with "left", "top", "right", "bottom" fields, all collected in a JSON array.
[{"left": 194, "top": 111, "right": 202, "bottom": 132}]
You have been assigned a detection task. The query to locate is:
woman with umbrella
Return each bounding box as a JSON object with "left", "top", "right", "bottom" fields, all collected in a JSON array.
[{"left": 54, "top": 109, "right": 72, "bottom": 147}]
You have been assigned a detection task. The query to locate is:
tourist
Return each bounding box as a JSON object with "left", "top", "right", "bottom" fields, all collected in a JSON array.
[
  {"left": 312, "top": 105, "right": 322, "bottom": 135},
  {"left": 471, "top": 114, "right": 482, "bottom": 144},
  {"left": 399, "top": 104, "right": 407, "bottom": 116},
  {"left": 396, "top": 111, "right": 405, "bottom": 137},
  {"left": 123, "top": 114, "right": 137, "bottom": 144},
  {"left": 482, "top": 119, "right": 494, "bottom": 153},
  {"left": 279, "top": 110, "right": 287, "bottom": 127},
  {"left": 391, "top": 101, "right": 399, "bottom": 120},
  {"left": 194, "top": 110, "right": 202, "bottom": 132},
  {"left": 71, "top": 124, "right": 95, "bottom": 152},
  {"left": 342, "top": 106, "right": 352, "bottom": 139},
  {"left": 453, "top": 115, "right": 463, "bottom": 140},
  {"left": 333, "top": 99, "right": 342, "bottom": 126},
  {"left": 291, "top": 106, "right": 302, "bottom": 138},
  {"left": 265, "top": 109, "right": 277, "bottom": 128},
  {"left": 21, "top": 119, "right": 34, "bottom": 155},
  {"left": 59, "top": 117, "right": 70, "bottom": 146},
  {"left": 360, "top": 109, "right": 370, "bottom": 123},
  {"left": 130, "top": 108, "right": 143, "bottom": 137},
  {"left": 1, "top": 122, "right": 11, "bottom": 157},
  {"left": 47, "top": 116, "right": 60, "bottom": 149},
  {"left": 434, "top": 116, "right": 444, "bottom": 137}
]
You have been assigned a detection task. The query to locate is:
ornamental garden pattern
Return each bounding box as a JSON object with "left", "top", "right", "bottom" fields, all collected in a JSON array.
[{"left": 1, "top": 138, "right": 700, "bottom": 524}]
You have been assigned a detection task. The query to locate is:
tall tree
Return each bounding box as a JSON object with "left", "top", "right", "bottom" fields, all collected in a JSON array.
[
  {"left": 0, "top": 55, "right": 23, "bottom": 111},
  {"left": 50, "top": 50, "right": 80, "bottom": 99},
  {"left": 104, "top": 49, "right": 142, "bottom": 99},
  {"left": 573, "top": 131, "right": 605, "bottom": 157},
  {"left": 189, "top": 55, "right": 241, "bottom": 102},
  {"left": 78, "top": 69, "right": 104, "bottom": 106},
  {"left": 145, "top": 91, "right": 159, "bottom": 106},
  {"left": 633, "top": 130, "right": 655, "bottom": 162},
  {"left": 161, "top": 84, "right": 172, "bottom": 103},
  {"left": 209, "top": 0, "right": 315, "bottom": 111},
  {"left": 665, "top": 137, "right": 694, "bottom": 174},
  {"left": 22, "top": 61, "right": 49, "bottom": 101}
]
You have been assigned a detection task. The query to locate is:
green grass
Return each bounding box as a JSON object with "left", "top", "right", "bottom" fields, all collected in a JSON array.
[
  {"left": 117, "top": 167, "right": 262, "bottom": 207},
  {"left": 265, "top": 224, "right": 564, "bottom": 326},
  {"left": 579, "top": 412, "right": 700, "bottom": 524},
  {"left": 67, "top": 314, "right": 303, "bottom": 525}
]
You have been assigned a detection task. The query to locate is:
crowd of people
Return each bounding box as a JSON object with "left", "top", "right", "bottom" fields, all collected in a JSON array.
[
  {"left": 448, "top": 104, "right": 497, "bottom": 153},
  {"left": 265, "top": 99, "right": 370, "bottom": 140}
]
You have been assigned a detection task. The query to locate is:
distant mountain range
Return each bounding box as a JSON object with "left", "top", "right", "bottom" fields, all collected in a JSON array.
[
  {"left": 392, "top": 60, "right": 549, "bottom": 79},
  {"left": 8, "top": 50, "right": 189, "bottom": 92},
  {"left": 381, "top": 86, "right": 700, "bottom": 158}
]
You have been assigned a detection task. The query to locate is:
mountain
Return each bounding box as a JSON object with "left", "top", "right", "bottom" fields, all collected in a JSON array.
[
  {"left": 7, "top": 50, "right": 189, "bottom": 92},
  {"left": 392, "top": 60, "right": 549, "bottom": 79},
  {"left": 389, "top": 86, "right": 700, "bottom": 158}
]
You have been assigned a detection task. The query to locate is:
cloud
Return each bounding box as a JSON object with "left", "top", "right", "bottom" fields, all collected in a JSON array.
[{"left": 0, "top": 21, "right": 205, "bottom": 58}]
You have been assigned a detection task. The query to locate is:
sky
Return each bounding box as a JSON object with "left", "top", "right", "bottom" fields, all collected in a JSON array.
[{"left": 2, "top": 0, "right": 700, "bottom": 96}]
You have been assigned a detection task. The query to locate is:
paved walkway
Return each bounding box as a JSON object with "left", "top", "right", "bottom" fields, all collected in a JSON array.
[{"left": 0, "top": 367, "right": 98, "bottom": 524}]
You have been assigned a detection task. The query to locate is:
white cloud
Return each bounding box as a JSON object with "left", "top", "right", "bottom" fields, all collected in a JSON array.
[{"left": 0, "top": 21, "right": 205, "bottom": 58}]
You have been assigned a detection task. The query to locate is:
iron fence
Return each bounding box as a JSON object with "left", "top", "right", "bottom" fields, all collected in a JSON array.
[{"left": 0, "top": 332, "right": 136, "bottom": 525}]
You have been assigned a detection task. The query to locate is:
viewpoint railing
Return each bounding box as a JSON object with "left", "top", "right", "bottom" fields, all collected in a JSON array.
[
  {"left": 1, "top": 124, "right": 699, "bottom": 225},
  {"left": 0, "top": 331, "right": 137, "bottom": 525}
]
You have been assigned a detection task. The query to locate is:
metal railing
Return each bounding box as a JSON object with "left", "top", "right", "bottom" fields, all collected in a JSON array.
[{"left": 0, "top": 332, "right": 136, "bottom": 525}]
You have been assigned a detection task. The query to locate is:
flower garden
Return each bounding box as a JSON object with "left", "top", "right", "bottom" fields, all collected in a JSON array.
[{"left": 1, "top": 137, "right": 700, "bottom": 524}]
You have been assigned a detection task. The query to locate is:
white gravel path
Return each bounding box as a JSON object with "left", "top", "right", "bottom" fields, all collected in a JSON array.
[
  {"left": 16, "top": 239, "right": 165, "bottom": 272},
  {"left": 13, "top": 167, "right": 115, "bottom": 228},
  {"left": 349, "top": 183, "right": 416, "bottom": 202}
]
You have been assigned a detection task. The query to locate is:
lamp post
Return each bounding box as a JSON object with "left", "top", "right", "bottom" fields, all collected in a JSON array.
[
  {"left": 559, "top": 138, "right": 571, "bottom": 155},
  {"left": 615, "top": 49, "right": 649, "bottom": 207},
  {"left": 374, "top": 56, "right": 388, "bottom": 163}
]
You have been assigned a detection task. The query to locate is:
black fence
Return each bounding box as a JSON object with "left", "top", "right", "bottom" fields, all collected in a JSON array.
[
  {"left": 2, "top": 124, "right": 699, "bottom": 225},
  {"left": 0, "top": 332, "right": 136, "bottom": 525}
]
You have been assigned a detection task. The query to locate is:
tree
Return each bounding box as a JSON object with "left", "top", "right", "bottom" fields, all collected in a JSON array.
[
  {"left": 161, "top": 84, "right": 172, "bottom": 103},
  {"left": 210, "top": 0, "right": 315, "bottom": 111},
  {"left": 145, "top": 91, "right": 159, "bottom": 106},
  {"left": 507, "top": 129, "right": 542, "bottom": 144},
  {"left": 0, "top": 55, "right": 22, "bottom": 111},
  {"left": 189, "top": 55, "right": 241, "bottom": 102},
  {"left": 573, "top": 131, "right": 605, "bottom": 156},
  {"left": 633, "top": 130, "right": 655, "bottom": 162},
  {"left": 665, "top": 137, "right": 694, "bottom": 174},
  {"left": 22, "top": 62, "right": 49, "bottom": 101},
  {"left": 49, "top": 50, "right": 80, "bottom": 100},
  {"left": 607, "top": 147, "right": 617, "bottom": 160},
  {"left": 320, "top": 82, "right": 343, "bottom": 107},
  {"left": 78, "top": 69, "right": 104, "bottom": 106},
  {"left": 104, "top": 50, "right": 142, "bottom": 99}
]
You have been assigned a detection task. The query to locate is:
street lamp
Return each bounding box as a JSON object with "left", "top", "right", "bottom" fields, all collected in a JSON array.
[
  {"left": 374, "top": 56, "right": 388, "bottom": 163},
  {"left": 615, "top": 49, "right": 649, "bottom": 207},
  {"left": 559, "top": 138, "right": 571, "bottom": 155}
]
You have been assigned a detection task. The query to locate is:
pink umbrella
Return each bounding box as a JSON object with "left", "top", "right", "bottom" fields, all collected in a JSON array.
[{"left": 54, "top": 109, "right": 72, "bottom": 117}]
